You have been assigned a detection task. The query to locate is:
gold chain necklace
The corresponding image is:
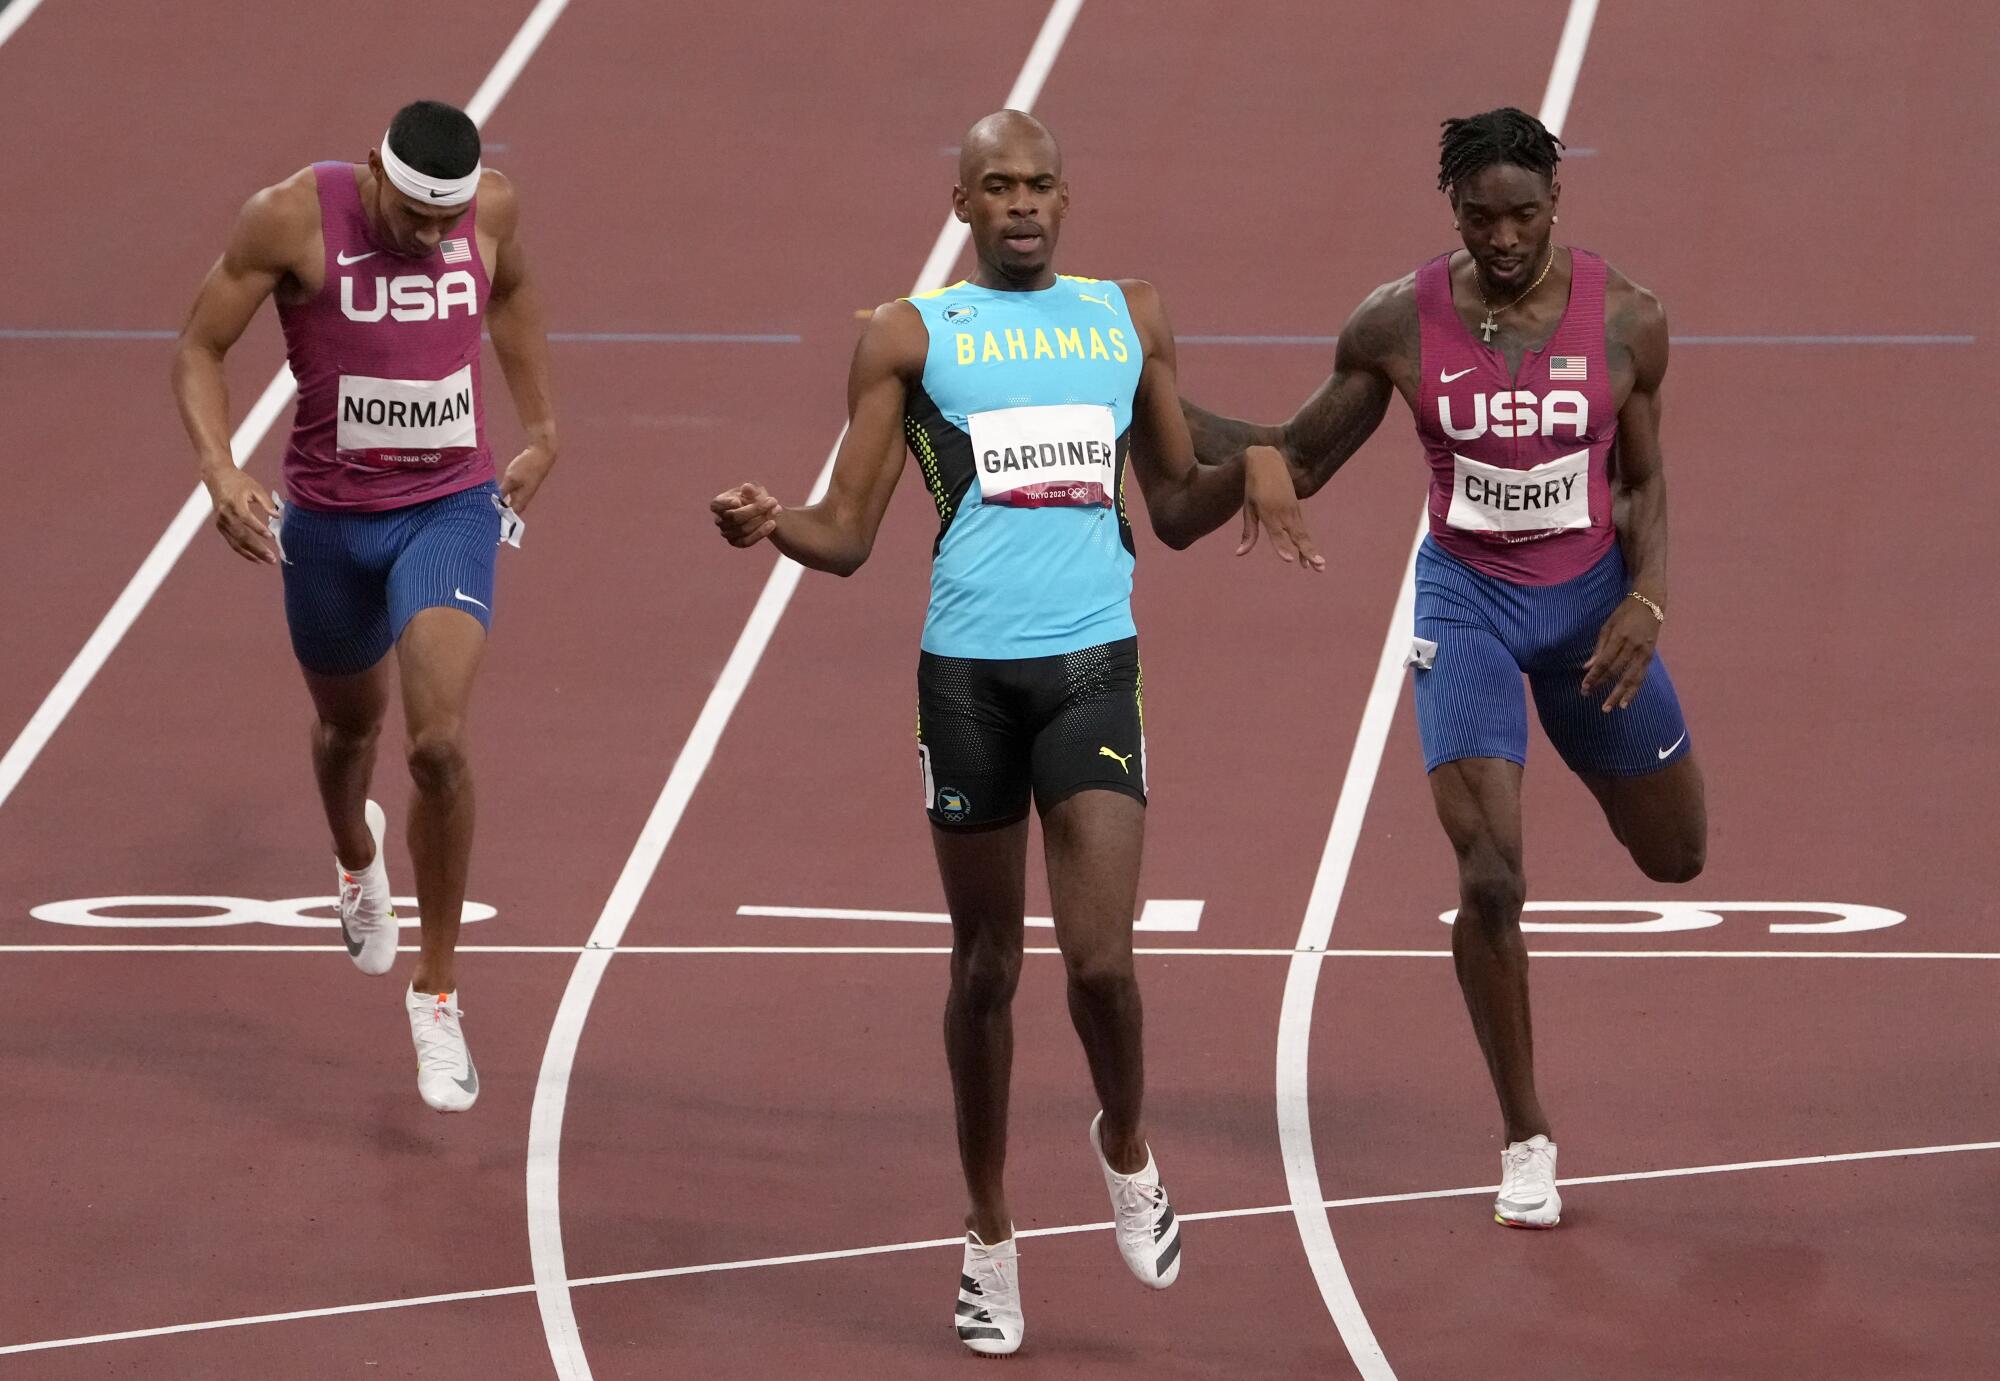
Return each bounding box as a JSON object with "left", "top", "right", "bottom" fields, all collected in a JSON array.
[{"left": 1475, "top": 244, "right": 1558, "bottom": 343}]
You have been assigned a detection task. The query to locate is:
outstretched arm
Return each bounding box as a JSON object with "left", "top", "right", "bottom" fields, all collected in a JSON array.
[
  {"left": 1581, "top": 285, "right": 1672, "bottom": 710},
  {"left": 482, "top": 173, "right": 560, "bottom": 513},
  {"left": 1180, "top": 280, "right": 1405, "bottom": 499},
  {"left": 710, "top": 301, "right": 924, "bottom": 576},
  {"left": 171, "top": 173, "right": 314, "bottom": 564},
  {"left": 1121, "top": 280, "right": 1320, "bottom": 566}
]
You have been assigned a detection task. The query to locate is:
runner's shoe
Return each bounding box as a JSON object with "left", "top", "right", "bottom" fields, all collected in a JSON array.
[
  {"left": 405, "top": 985, "right": 479, "bottom": 1113},
  {"left": 956, "top": 1230, "right": 1023, "bottom": 1357},
  {"left": 336, "top": 800, "right": 398, "bottom": 977},
  {"left": 1090, "top": 1112, "right": 1181, "bottom": 1288},
  {"left": 1495, "top": 1134, "right": 1562, "bottom": 1228}
]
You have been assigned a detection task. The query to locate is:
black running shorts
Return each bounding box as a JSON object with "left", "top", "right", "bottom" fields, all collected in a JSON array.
[{"left": 915, "top": 637, "right": 1147, "bottom": 830}]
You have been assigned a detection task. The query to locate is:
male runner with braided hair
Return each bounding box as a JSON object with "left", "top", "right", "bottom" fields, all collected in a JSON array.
[{"left": 1183, "top": 106, "right": 1707, "bottom": 1228}]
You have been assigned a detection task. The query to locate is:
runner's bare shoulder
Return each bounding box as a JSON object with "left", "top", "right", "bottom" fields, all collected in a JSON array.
[
  {"left": 232, "top": 167, "right": 324, "bottom": 282},
  {"left": 1342, "top": 273, "right": 1419, "bottom": 370},
  {"left": 860, "top": 299, "right": 932, "bottom": 379},
  {"left": 474, "top": 167, "right": 519, "bottom": 237}
]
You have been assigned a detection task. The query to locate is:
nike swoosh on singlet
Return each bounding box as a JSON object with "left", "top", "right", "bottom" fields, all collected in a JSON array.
[
  {"left": 1439, "top": 366, "right": 1476, "bottom": 383},
  {"left": 336, "top": 250, "right": 379, "bottom": 265}
]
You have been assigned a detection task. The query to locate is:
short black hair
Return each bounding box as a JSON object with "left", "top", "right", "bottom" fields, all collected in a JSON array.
[
  {"left": 387, "top": 100, "right": 480, "bottom": 179},
  {"left": 1437, "top": 107, "right": 1563, "bottom": 194}
]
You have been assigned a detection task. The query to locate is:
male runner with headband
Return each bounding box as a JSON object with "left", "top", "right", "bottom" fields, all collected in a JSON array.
[
  {"left": 173, "top": 99, "right": 558, "bottom": 1113},
  {"left": 1183, "top": 107, "right": 1706, "bottom": 1229},
  {"left": 713, "top": 110, "right": 1306, "bottom": 1354}
]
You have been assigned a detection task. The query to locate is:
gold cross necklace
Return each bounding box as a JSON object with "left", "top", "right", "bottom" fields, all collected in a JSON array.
[{"left": 1475, "top": 243, "right": 1559, "bottom": 343}]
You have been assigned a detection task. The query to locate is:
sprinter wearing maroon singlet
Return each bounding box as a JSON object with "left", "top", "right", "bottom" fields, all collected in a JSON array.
[
  {"left": 173, "top": 99, "right": 558, "bottom": 1112},
  {"left": 1184, "top": 108, "right": 1707, "bottom": 1228}
]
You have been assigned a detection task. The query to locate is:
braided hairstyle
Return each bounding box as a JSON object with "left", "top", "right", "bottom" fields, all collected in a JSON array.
[{"left": 1437, "top": 108, "right": 1563, "bottom": 195}]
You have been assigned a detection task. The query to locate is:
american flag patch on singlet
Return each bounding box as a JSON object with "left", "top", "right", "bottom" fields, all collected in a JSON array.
[
  {"left": 1549, "top": 355, "right": 1587, "bottom": 380},
  {"left": 440, "top": 237, "right": 472, "bottom": 264}
]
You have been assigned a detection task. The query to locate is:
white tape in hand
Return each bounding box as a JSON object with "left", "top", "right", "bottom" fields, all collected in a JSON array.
[{"left": 492, "top": 492, "right": 525, "bottom": 549}]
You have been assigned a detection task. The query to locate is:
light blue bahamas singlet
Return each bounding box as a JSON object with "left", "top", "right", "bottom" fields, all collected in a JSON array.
[{"left": 900, "top": 276, "right": 1144, "bottom": 659}]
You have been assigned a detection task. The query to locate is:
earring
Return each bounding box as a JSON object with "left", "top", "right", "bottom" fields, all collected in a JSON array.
[
  {"left": 1553, "top": 215, "right": 1560, "bottom": 223},
  {"left": 1453, "top": 222, "right": 1461, "bottom": 230}
]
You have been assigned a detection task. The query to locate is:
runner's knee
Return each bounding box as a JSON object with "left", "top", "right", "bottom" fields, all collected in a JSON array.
[
  {"left": 406, "top": 729, "right": 469, "bottom": 795},
  {"left": 313, "top": 716, "right": 380, "bottom": 758},
  {"left": 1456, "top": 853, "right": 1526, "bottom": 929},
  {"left": 1061, "top": 944, "right": 1135, "bottom": 1002},
  {"left": 950, "top": 943, "right": 1022, "bottom": 1013}
]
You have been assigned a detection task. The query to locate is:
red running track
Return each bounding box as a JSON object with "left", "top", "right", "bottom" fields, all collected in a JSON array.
[{"left": 1, "top": 1, "right": 1994, "bottom": 1377}]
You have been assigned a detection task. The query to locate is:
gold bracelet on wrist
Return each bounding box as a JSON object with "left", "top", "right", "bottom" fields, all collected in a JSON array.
[{"left": 1627, "top": 591, "right": 1665, "bottom": 624}]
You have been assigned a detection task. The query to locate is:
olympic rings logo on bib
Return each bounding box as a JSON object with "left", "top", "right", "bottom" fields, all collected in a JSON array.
[{"left": 969, "top": 403, "right": 1116, "bottom": 509}]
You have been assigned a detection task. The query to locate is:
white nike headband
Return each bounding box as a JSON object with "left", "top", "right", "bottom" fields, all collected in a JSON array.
[{"left": 379, "top": 131, "right": 481, "bottom": 207}]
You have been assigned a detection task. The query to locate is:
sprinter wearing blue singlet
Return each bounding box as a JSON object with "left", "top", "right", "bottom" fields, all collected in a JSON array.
[{"left": 712, "top": 111, "right": 1313, "bottom": 1358}]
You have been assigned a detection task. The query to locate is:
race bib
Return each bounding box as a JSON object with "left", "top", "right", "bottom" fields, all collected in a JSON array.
[
  {"left": 968, "top": 403, "right": 1116, "bottom": 508},
  {"left": 336, "top": 363, "right": 477, "bottom": 465},
  {"left": 1445, "top": 448, "right": 1591, "bottom": 534}
]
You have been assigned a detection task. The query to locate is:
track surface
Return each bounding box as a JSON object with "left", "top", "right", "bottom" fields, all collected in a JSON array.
[{"left": 1, "top": 2, "right": 1994, "bottom": 1377}]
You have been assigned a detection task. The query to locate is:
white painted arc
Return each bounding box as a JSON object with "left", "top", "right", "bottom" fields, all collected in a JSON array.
[
  {"left": 1434, "top": 902, "right": 1908, "bottom": 934},
  {"left": 0, "top": 0, "right": 572, "bottom": 818},
  {"left": 0, "top": 0, "right": 49, "bottom": 52},
  {"left": 523, "top": 4, "right": 1088, "bottom": 1377},
  {"left": 1273, "top": 2, "right": 1603, "bottom": 1375}
]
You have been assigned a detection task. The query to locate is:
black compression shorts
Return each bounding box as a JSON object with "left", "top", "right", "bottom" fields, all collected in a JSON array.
[{"left": 915, "top": 637, "right": 1146, "bottom": 831}]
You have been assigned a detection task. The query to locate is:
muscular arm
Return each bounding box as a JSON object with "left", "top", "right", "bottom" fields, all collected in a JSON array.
[
  {"left": 1579, "top": 279, "right": 1673, "bottom": 708},
  {"left": 1120, "top": 281, "right": 1255, "bottom": 549},
  {"left": 714, "top": 302, "right": 923, "bottom": 577},
  {"left": 1607, "top": 286, "right": 1670, "bottom": 605},
  {"left": 171, "top": 172, "right": 315, "bottom": 562},
  {"left": 172, "top": 175, "right": 312, "bottom": 487},
  {"left": 481, "top": 173, "right": 560, "bottom": 510},
  {"left": 1179, "top": 280, "right": 1406, "bottom": 499}
]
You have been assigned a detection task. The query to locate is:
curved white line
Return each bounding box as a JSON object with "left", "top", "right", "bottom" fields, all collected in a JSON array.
[
  {"left": 1273, "top": 4, "right": 1601, "bottom": 1374},
  {"left": 0, "top": 0, "right": 50, "bottom": 52},
  {"left": 1275, "top": 526, "right": 1421, "bottom": 1378},
  {"left": 523, "top": 5, "right": 1088, "bottom": 1377}
]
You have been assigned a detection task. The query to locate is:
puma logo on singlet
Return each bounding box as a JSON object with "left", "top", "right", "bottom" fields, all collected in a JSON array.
[
  {"left": 1077, "top": 290, "right": 1118, "bottom": 315},
  {"left": 1098, "top": 746, "right": 1133, "bottom": 773}
]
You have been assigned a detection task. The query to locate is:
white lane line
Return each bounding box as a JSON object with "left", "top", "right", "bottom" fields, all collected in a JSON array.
[
  {"left": 1273, "top": 3, "right": 1602, "bottom": 1375},
  {"left": 9, "top": 1136, "right": 1993, "bottom": 1358},
  {"left": 523, "top": 5, "right": 1088, "bottom": 1377},
  {"left": 4, "top": 943, "right": 1991, "bottom": 959},
  {"left": 0, "top": 0, "right": 570, "bottom": 817},
  {"left": 738, "top": 897, "right": 1203, "bottom": 931},
  {"left": 0, "top": 0, "right": 50, "bottom": 51}
]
